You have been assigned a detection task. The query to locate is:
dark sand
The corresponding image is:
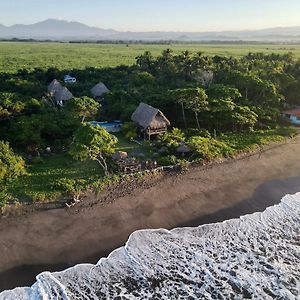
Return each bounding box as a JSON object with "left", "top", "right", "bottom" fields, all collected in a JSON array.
[{"left": 1, "top": 136, "right": 300, "bottom": 291}]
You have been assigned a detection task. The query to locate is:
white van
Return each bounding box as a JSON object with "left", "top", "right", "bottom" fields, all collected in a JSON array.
[{"left": 64, "top": 75, "right": 76, "bottom": 84}]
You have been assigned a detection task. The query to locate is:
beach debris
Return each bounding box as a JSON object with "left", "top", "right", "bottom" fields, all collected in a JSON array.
[
  {"left": 112, "top": 151, "right": 128, "bottom": 160},
  {"left": 116, "top": 157, "right": 142, "bottom": 173}
]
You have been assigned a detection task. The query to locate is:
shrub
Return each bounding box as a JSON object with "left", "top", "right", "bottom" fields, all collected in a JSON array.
[
  {"left": 0, "top": 141, "right": 26, "bottom": 182},
  {"left": 187, "top": 137, "right": 233, "bottom": 160},
  {"left": 274, "top": 126, "right": 297, "bottom": 138},
  {"left": 159, "top": 128, "right": 185, "bottom": 150},
  {"left": 25, "top": 191, "right": 48, "bottom": 202},
  {"left": 121, "top": 122, "right": 138, "bottom": 140},
  {"left": 157, "top": 155, "right": 179, "bottom": 166},
  {"left": 55, "top": 178, "right": 88, "bottom": 196},
  {"left": 0, "top": 187, "right": 11, "bottom": 207},
  {"left": 185, "top": 128, "right": 211, "bottom": 138}
]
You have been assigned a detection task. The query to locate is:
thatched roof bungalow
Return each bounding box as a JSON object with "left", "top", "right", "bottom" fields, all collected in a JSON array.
[
  {"left": 131, "top": 103, "right": 170, "bottom": 138},
  {"left": 91, "top": 82, "right": 110, "bottom": 99},
  {"left": 47, "top": 79, "right": 73, "bottom": 106},
  {"left": 55, "top": 87, "right": 73, "bottom": 106},
  {"left": 48, "top": 79, "right": 63, "bottom": 94}
]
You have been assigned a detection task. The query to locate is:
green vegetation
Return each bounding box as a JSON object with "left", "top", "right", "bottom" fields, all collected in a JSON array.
[
  {"left": 0, "top": 141, "right": 26, "bottom": 182},
  {"left": 218, "top": 127, "right": 297, "bottom": 152},
  {"left": 1, "top": 42, "right": 300, "bottom": 73},
  {"left": 0, "top": 153, "right": 101, "bottom": 203},
  {"left": 0, "top": 43, "right": 299, "bottom": 207},
  {"left": 69, "top": 123, "right": 118, "bottom": 175}
]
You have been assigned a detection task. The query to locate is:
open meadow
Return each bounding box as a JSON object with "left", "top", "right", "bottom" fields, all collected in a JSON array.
[{"left": 1, "top": 42, "right": 300, "bottom": 72}]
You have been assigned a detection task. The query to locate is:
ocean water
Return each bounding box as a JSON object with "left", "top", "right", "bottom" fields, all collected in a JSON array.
[{"left": 1, "top": 193, "right": 300, "bottom": 299}]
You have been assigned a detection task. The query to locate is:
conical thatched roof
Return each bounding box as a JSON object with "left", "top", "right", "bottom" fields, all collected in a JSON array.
[
  {"left": 54, "top": 87, "right": 73, "bottom": 103},
  {"left": 48, "top": 79, "right": 63, "bottom": 94},
  {"left": 91, "top": 82, "right": 110, "bottom": 98},
  {"left": 131, "top": 103, "right": 170, "bottom": 130}
]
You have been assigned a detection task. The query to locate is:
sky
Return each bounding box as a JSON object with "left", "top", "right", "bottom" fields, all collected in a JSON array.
[{"left": 0, "top": 0, "right": 300, "bottom": 32}]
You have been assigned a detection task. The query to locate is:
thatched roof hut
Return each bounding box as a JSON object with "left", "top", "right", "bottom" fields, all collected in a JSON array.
[
  {"left": 54, "top": 87, "right": 73, "bottom": 106},
  {"left": 91, "top": 82, "right": 110, "bottom": 98},
  {"left": 48, "top": 79, "right": 63, "bottom": 94},
  {"left": 131, "top": 103, "right": 170, "bottom": 132}
]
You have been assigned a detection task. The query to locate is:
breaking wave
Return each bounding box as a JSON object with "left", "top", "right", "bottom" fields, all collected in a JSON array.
[{"left": 1, "top": 193, "right": 300, "bottom": 299}]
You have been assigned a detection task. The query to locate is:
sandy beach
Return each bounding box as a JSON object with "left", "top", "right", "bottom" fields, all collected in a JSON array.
[{"left": 1, "top": 135, "right": 300, "bottom": 291}]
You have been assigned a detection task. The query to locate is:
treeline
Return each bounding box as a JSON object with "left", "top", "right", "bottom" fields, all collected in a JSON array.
[
  {"left": 2, "top": 39, "right": 300, "bottom": 45},
  {"left": 0, "top": 49, "right": 300, "bottom": 155}
]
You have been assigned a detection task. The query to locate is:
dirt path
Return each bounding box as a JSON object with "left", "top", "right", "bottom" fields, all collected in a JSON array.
[{"left": 1, "top": 136, "right": 300, "bottom": 291}]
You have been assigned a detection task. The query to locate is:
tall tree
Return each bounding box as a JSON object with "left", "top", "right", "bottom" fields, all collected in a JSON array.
[
  {"left": 185, "top": 88, "right": 209, "bottom": 129},
  {"left": 168, "top": 89, "right": 189, "bottom": 128},
  {"left": 69, "top": 123, "right": 118, "bottom": 176},
  {"left": 64, "top": 97, "right": 100, "bottom": 122}
]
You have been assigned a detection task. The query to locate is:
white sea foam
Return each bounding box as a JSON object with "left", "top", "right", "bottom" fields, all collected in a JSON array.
[{"left": 1, "top": 193, "right": 300, "bottom": 299}]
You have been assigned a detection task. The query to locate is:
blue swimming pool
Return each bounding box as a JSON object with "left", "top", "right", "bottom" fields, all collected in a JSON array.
[{"left": 88, "top": 121, "right": 122, "bottom": 132}]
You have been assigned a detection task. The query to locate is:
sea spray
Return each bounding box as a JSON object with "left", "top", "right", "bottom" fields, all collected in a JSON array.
[{"left": 1, "top": 193, "right": 300, "bottom": 299}]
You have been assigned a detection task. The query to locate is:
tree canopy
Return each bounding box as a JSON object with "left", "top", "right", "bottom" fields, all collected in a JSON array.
[{"left": 69, "top": 123, "right": 118, "bottom": 175}]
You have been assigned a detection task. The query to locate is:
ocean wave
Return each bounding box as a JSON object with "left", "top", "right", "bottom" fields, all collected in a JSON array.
[{"left": 1, "top": 193, "right": 300, "bottom": 299}]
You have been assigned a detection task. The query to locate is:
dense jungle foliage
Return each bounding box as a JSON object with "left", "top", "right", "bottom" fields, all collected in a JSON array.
[{"left": 0, "top": 47, "right": 299, "bottom": 205}]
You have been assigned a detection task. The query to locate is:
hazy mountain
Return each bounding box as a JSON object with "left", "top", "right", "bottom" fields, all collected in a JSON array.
[
  {"left": 0, "top": 19, "right": 300, "bottom": 41},
  {"left": 0, "top": 19, "right": 117, "bottom": 39}
]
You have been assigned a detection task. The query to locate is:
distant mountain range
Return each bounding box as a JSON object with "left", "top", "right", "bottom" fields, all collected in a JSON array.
[{"left": 1, "top": 19, "right": 300, "bottom": 42}]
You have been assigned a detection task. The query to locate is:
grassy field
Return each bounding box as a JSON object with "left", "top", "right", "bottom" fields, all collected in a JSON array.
[{"left": 1, "top": 42, "right": 300, "bottom": 73}]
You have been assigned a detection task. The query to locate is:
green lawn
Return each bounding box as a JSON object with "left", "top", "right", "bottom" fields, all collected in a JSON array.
[
  {"left": 3, "top": 153, "right": 103, "bottom": 202},
  {"left": 2, "top": 135, "right": 142, "bottom": 203},
  {"left": 1, "top": 42, "right": 300, "bottom": 73}
]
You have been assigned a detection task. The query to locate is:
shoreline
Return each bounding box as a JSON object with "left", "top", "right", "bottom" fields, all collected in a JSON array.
[{"left": 0, "top": 136, "right": 300, "bottom": 291}]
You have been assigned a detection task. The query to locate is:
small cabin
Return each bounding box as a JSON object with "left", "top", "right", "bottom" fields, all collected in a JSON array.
[
  {"left": 281, "top": 108, "right": 300, "bottom": 126},
  {"left": 64, "top": 75, "right": 76, "bottom": 84},
  {"left": 131, "top": 103, "right": 170, "bottom": 139}
]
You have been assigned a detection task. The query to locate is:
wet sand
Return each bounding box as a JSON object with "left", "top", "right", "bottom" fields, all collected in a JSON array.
[{"left": 0, "top": 136, "right": 300, "bottom": 291}]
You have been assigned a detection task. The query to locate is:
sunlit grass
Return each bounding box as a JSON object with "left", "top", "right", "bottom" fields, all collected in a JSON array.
[{"left": 1, "top": 42, "right": 300, "bottom": 73}]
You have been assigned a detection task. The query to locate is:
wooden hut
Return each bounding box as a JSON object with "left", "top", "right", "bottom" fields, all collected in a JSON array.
[
  {"left": 48, "top": 79, "right": 63, "bottom": 94},
  {"left": 131, "top": 103, "right": 170, "bottom": 139},
  {"left": 54, "top": 87, "right": 73, "bottom": 106},
  {"left": 91, "top": 82, "right": 110, "bottom": 99},
  {"left": 47, "top": 79, "right": 73, "bottom": 106}
]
